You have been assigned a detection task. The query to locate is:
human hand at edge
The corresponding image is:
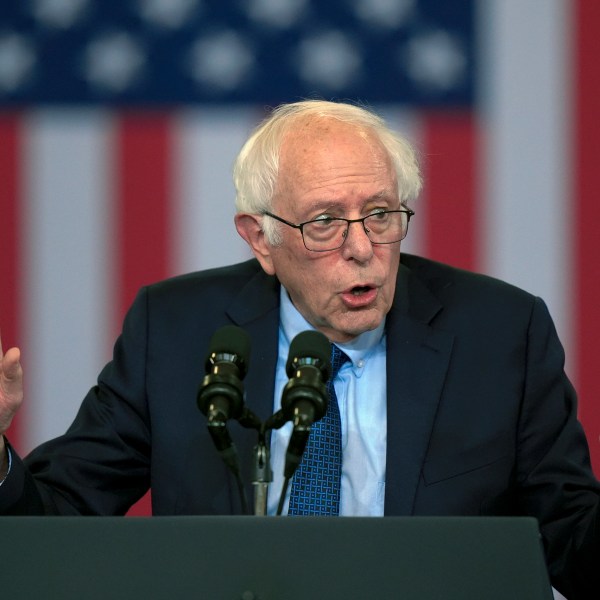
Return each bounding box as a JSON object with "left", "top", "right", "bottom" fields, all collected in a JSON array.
[{"left": 0, "top": 331, "right": 23, "bottom": 478}]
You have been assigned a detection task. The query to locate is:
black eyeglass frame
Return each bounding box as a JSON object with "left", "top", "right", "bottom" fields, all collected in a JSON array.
[{"left": 261, "top": 207, "right": 415, "bottom": 252}]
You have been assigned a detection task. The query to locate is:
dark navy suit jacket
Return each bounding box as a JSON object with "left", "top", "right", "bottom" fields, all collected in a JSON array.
[{"left": 2, "top": 254, "right": 598, "bottom": 598}]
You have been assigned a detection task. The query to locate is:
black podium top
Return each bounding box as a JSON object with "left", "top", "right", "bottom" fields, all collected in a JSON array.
[{"left": 1, "top": 516, "right": 552, "bottom": 600}]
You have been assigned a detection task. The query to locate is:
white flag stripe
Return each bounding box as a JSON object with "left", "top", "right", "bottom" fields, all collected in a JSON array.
[
  {"left": 174, "top": 107, "right": 255, "bottom": 275},
  {"left": 480, "top": 0, "right": 573, "bottom": 359},
  {"left": 22, "top": 110, "right": 113, "bottom": 450}
]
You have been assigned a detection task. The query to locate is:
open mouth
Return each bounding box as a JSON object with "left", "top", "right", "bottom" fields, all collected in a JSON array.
[
  {"left": 351, "top": 285, "right": 372, "bottom": 296},
  {"left": 341, "top": 285, "right": 378, "bottom": 308}
]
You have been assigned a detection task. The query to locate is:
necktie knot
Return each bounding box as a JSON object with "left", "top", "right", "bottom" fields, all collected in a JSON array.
[{"left": 330, "top": 344, "right": 349, "bottom": 380}]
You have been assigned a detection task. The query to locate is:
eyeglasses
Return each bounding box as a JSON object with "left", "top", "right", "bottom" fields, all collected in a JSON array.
[{"left": 262, "top": 208, "right": 415, "bottom": 252}]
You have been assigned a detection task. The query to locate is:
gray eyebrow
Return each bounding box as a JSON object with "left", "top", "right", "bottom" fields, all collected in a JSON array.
[{"left": 305, "top": 190, "right": 397, "bottom": 214}]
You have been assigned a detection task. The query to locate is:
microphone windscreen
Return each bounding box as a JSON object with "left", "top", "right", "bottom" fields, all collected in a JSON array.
[
  {"left": 206, "top": 325, "right": 251, "bottom": 377},
  {"left": 286, "top": 330, "right": 331, "bottom": 379}
]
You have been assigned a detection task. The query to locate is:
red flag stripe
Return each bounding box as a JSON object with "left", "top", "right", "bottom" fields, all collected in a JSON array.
[
  {"left": 421, "top": 112, "right": 479, "bottom": 272},
  {"left": 0, "top": 112, "right": 23, "bottom": 451},
  {"left": 574, "top": 0, "right": 600, "bottom": 474},
  {"left": 115, "top": 113, "right": 174, "bottom": 515},
  {"left": 115, "top": 112, "right": 174, "bottom": 324}
]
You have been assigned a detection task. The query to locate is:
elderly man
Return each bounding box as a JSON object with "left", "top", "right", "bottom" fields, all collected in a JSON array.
[{"left": 1, "top": 100, "right": 598, "bottom": 598}]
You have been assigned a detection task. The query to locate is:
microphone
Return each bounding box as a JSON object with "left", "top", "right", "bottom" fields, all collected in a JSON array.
[
  {"left": 197, "top": 324, "right": 250, "bottom": 424},
  {"left": 281, "top": 330, "right": 332, "bottom": 478},
  {"left": 197, "top": 325, "right": 264, "bottom": 516},
  {"left": 197, "top": 325, "right": 253, "bottom": 477}
]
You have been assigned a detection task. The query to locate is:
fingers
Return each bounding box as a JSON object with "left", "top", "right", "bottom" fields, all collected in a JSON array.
[
  {"left": 0, "top": 328, "right": 21, "bottom": 378},
  {"left": 0, "top": 339, "right": 24, "bottom": 435},
  {"left": 2, "top": 346, "right": 22, "bottom": 381}
]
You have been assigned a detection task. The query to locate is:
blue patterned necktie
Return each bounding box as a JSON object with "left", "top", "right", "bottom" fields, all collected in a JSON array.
[{"left": 288, "top": 344, "right": 349, "bottom": 515}]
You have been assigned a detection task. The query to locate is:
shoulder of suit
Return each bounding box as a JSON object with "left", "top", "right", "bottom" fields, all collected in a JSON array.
[
  {"left": 400, "top": 253, "right": 538, "bottom": 306},
  {"left": 135, "top": 259, "right": 271, "bottom": 306},
  {"left": 120, "top": 259, "right": 279, "bottom": 330}
]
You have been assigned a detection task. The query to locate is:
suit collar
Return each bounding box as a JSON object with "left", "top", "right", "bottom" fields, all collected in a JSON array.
[
  {"left": 225, "top": 265, "right": 281, "bottom": 420},
  {"left": 226, "top": 264, "right": 281, "bottom": 326}
]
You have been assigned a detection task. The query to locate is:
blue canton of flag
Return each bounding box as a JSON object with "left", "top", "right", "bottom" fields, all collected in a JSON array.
[{"left": 0, "top": 0, "right": 474, "bottom": 106}]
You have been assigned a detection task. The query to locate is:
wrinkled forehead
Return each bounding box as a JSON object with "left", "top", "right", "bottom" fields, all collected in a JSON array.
[
  {"left": 274, "top": 117, "right": 395, "bottom": 200},
  {"left": 280, "top": 116, "right": 390, "bottom": 174},
  {"left": 280, "top": 115, "right": 374, "bottom": 154}
]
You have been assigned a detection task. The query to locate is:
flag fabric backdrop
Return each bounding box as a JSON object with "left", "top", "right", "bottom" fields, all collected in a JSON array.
[{"left": 1, "top": 0, "right": 599, "bottom": 528}]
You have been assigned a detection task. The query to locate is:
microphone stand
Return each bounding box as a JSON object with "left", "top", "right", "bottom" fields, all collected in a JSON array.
[
  {"left": 262, "top": 409, "right": 296, "bottom": 516},
  {"left": 251, "top": 427, "right": 272, "bottom": 516}
]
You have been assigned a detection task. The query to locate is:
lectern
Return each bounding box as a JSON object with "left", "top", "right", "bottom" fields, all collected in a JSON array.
[{"left": 0, "top": 516, "right": 553, "bottom": 599}]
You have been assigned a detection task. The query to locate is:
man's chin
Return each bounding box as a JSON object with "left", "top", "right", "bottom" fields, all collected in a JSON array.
[{"left": 325, "top": 313, "right": 384, "bottom": 343}]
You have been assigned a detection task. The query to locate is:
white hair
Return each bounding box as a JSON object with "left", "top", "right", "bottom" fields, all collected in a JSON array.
[{"left": 233, "top": 100, "right": 422, "bottom": 245}]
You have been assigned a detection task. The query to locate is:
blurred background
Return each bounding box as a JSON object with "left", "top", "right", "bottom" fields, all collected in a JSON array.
[{"left": 1, "top": 0, "right": 599, "bottom": 521}]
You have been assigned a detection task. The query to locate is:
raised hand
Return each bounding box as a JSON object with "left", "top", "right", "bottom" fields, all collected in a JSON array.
[{"left": 0, "top": 331, "right": 23, "bottom": 476}]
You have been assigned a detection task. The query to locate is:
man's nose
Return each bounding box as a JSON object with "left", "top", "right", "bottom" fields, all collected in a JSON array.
[{"left": 340, "top": 220, "right": 374, "bottom": 262}]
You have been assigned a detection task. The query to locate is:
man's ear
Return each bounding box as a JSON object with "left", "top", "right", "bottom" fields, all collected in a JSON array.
[{"left": 235, "top": 213, "right": 276, "bottom": 275}]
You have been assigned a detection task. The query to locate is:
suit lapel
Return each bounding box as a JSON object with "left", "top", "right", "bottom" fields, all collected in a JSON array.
[
  {"left": 384, "top": 262, "right": 455, "bottom": 515},
  {"left": 226, "top": 266, "right": 281, "bottom": 419},
  {"left": 225, "top": 267, "right": 281, "bottom": 510}
]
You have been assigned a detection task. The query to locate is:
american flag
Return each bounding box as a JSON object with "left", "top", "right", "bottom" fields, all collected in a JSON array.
[{"left": 1, "top": 0, "right": 599, "bottom": 529}]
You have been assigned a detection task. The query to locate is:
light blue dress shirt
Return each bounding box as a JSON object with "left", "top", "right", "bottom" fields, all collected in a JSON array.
[{"left": 268, "top": 287, "right": 387, "bottom": 516}]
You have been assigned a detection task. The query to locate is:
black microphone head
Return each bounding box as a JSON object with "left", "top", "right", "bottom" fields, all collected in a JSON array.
[
  {"left": 205, "top": 325, "right": 251, "bottom": 378},
  {"left": 286, "top": 330, "right": 331, "bottom": 380}
]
